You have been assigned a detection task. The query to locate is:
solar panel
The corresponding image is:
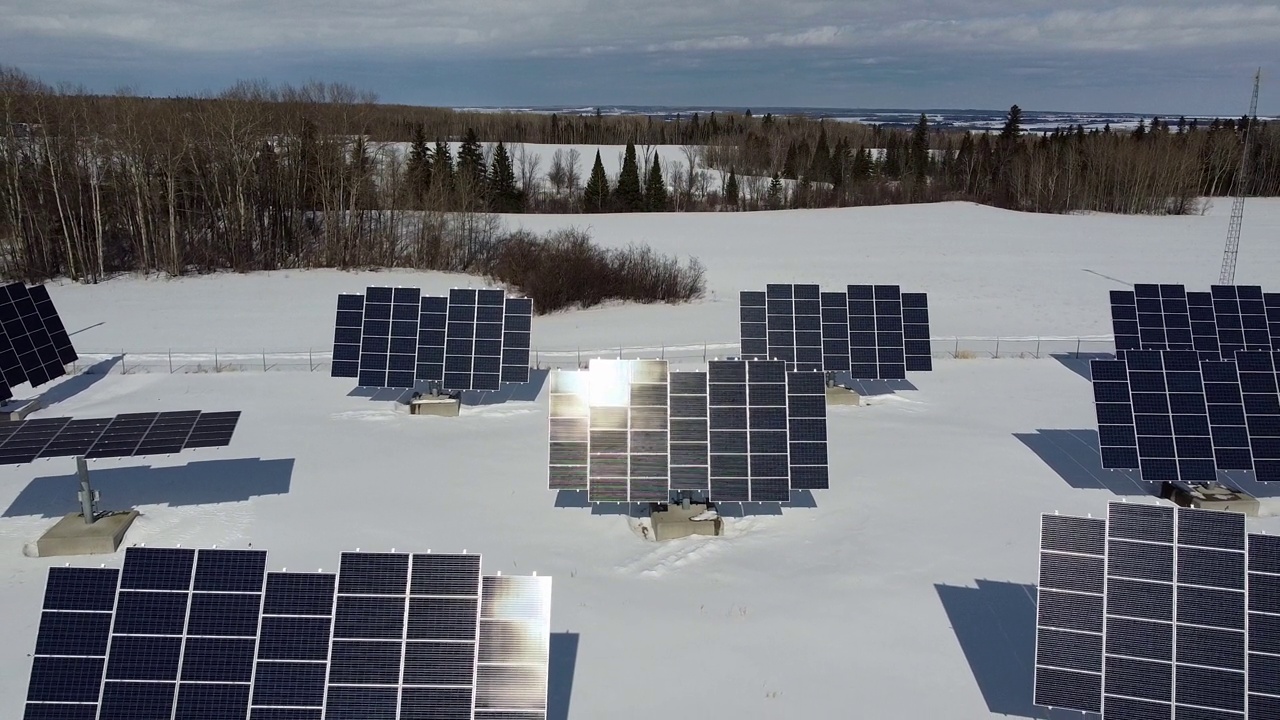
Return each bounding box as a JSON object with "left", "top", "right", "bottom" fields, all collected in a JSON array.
[
  {"left": 0, "top": 410, "right": 239, "bottom": 465},
  {"left": 1236, "top": 351, "right": 1280, "bottom": 482},
  {"left": 740, "top": 283, "right": 931, "bottom": 379},
  {"left": 0, "top": 282, "right": 65, "bottom": 389},
  {"left": 333, "top": 287, "right": 534, "bottom": 391},
  {"left": 475, "top": 575, "right": 551, "bottom": 720},
  {"left": 1111, "top": 284, "right": 1280, "bottom": 361},
  {"left": 1034, "top": 513, "right": 1105, "bottom": 713},
  {"left": 26, "top": 548, "right": 551, "bottom": 720},
  {"left": 27, "top": 284, "right": 78, "bottom": 365},
  {"left": 1029, "top": 502, "right": 1269, "bottom": 712},
  {"left": 1188, "top": 291, "right": 1221, "bottom": 361},
  {"left": 1034, "top": 502, "right": 1273, "bottom": 718},
  {"left": 547, "top": 359, "right": 828, "bottom": 503}
]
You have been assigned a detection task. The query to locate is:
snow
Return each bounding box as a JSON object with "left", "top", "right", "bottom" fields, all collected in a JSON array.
[{"left": 5, "top": 198, "right": 1280, "bottom": 719}]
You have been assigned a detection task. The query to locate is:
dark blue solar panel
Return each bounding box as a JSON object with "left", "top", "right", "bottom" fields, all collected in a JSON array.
[
  {"left": 262, "top": 573, "right": 335, "bottom": 616},
  {"left": 333, "top": 596, "right": 406, "bottom": 639},
  {"left": 120, "top": 547, "right": 194, "bottom": 591},
  {"left": 105, "top": 635, "right": 182, "bottom": 680},
  {"left": 324, "top": 686, "right": 398, "bottom": 720},
  {"left": 193, "top": 548, "right": 266, "bottom": 593},
  {"left": 186, "top": 593, "right": 261, "bottom": 637},
  {"left": 23, "top": 703, "right": 98, "bottom": 720},
  {"left": 407, "top": 597, "right": 480, "bottom": 641},
  {"left": 400, "top": 687, "right": 475, "bottom": 720},
  {"left": 1034, "top": 666, "right": 1101, "bottom": 713},
  {"left": 27, "top": 284, "right": 78, "bottom": 365},
  {"left": 332, "top": 294, "right": 364, "bottom": 378},
  {"left": 328, "top": 640, "right": 403, "bottom": 683},
  {"left": 99, "top": 680, "right": 176, "bottom": 720},
  {"left": 180, "top": 637, "right": 255, "bottom": 682},
  {"left": 337, "top": 552, "right": 410, "bottom": 595},
  {"left": 175, "top": 683, "right": 251, "bottom": 720},
  {"left": 43, "top": 567, "right": 118, "bottom": 611},
  {"left": 410, "top": 554, "right": 480, "bottom": 596},
  {"left": 26, "top": 656, "right": 105, "bottom": 702},
  {"left": 35, "top": 611, "right": 112, "bottom": 656},
  {"left": 257, "top": 616, "right": 332, "bottom": 661},
  {"left": 250, "top": 710, "right": 323, "bottom": 720},
  {"left": 112, "top": 591, "right": 188, "bottom": 635},
  {"left": 251, "top": 662, "right": 327, "bottom": 707}
]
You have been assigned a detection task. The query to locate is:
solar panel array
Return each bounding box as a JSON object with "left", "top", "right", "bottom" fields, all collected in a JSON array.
[
  {"left": 25, "top": 547, "right": 553, "bottom": 720},
  {"left": 1110, "top": 284, "right": 1280, "bottom": 361},
  {"left": 740, "top": 283, "right": 932, "bottom": 379},
  {"left": 0, "top": 282, "right": 79, "bottom": 401},
  {"left": 0, "top": 410, "right": 240, "bottom": 465},
  {"left": 1092, "top": 349, "right": 1280, "bottom": 483},
  {"left": 548, "top": 358, "right": 829, "bottom": 503},
  {"left": 1034, "top": 502, "right": 1280, "bottom": 719},
  {"left": 331, "top": 287, "right": 533, "bottom": 391}
]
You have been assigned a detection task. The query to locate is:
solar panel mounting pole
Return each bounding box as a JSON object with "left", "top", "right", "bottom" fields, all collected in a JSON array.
[{"left": 75, "top": 455, "right": 98, "bottom": 525}]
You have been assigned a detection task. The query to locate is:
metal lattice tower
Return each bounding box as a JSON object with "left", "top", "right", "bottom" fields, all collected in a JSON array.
[{"left": 1219, "top": 68, "right": 1262, "bottom": 285}]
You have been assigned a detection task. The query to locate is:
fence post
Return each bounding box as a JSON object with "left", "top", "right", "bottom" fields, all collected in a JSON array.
[
  {"left": 214, "top": 348, "right": 219, "bottom": 373},
  {"left": 168, "top": 349, "right": 173, "bottom": 374},
  {"left": 704, "top": 343, "right": 708, "bottom": 362},
  {"left": 1035, "top": 338, "right": 1041, "bottom": 359},
  {"left": 1076, "top": 337, "right": 1082, "bottom": 359},
  {"left": 953, "top": 337, "right": 959, "bottom": 358},
  {"left": 661, "top": 345, "right": 665, "bottom": 360},
  {"left": 121, "top": 349, "right": 126, "bottom": 375},
  {"left": 576, "top": 348, "right": 581, "bottom": 367},
  {"left": 263, "top": 350, "right": 267, "bottom": 372},
  {"left": 994, "top": 337, "right": 1000, "bottom": 358},
  {"left": 309, "top": 348, "right": 314, "bottom": 372}
]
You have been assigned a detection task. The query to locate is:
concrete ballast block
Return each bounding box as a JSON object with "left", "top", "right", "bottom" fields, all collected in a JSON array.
[
  {"left": 651, "top": 503, "right": 724, "bottom": 541},
  {"left": 409, "top": 397, "right": 461, "bottom": 417},
  {"left": 36, "top": 511, "right": 139, "bottom": 557}
]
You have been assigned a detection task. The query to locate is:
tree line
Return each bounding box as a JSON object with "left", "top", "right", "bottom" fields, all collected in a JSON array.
[{"left": 2, "top": 66, "right": 1278, "bottom": 284}]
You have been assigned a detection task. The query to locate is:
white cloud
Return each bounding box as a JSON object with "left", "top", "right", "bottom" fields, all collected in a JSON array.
[{"left": 4, "top": 0, "right": 1278, "bottom": 57}]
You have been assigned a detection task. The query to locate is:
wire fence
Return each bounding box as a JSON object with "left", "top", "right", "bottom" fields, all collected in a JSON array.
[{"left": 70, "top": 335, "right": 1119, "bottom": 376}]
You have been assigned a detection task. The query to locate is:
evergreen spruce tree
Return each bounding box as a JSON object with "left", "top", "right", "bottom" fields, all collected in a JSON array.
[
  {"left": 724, "top": 168, "right": 739, "bottom": 208},
  {"left": 808, "top": 127, "right": 831, "bottom": 183},
  {"left": 910, "top": 113, "right": 930, "bottom": 183},
  {"left": 781, "top": 142, "right": 798, "bottom": 180},
  {"left": 405, "top": 123, "right": 433, "bottom": 205},
  {"left": 615, "top": 142, "right": 644, "bottom": 211},
  {"left": 456, "top": 128, "right": 487, "bottom": 200},
  {"left": 851, "top": 145, "right": 872, "bottom": 181},
  {"left": 830, "top": 137, "right": 850, "bottom": 187},
  {"left": 583, "top": 150, "right": 610, "bottom": 212},
  {"left": 767, "top": 172, "right": 783, "bottom": 208},
  {"left": 882, "top": 135, "right": 902, "bottom": 179},
  {"left": 488, "top": 141, "right": 522, "bottom": 213},
  {"left": 999, "top": 105, "right": 1023, "bottom": 141},
  {"left": 431, "top": 140, "right": 455, "bottom": 192},
  {"left": 644, "top": 155, "right": 668, "bottom": 211}
]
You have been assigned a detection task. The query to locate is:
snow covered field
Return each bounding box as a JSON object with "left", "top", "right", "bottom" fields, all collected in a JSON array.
[{"left": 4, "top": 199, "right": 1280, "bottom": 719}]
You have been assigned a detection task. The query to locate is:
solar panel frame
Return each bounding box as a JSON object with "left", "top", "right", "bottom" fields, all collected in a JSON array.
[
  {"left": 357, "top": 286, "right": 394, "bottom": 388},
  {"left": 500, "top": 297, "right": 533, "bottom": 385},
  {"left": 547, "top": 370, "right": 589, "bottom": 493},
  {"left": 1237, "top": 351, "right": 1280, "bottom": 482},
  {"left": 819, "top": 291, "right": 850, "bottom": 373},
  {"left": 668, "top": 370, "right": 709, "bottom": 492},
  {"left": 25, "top": 568, "right": 118, "bottom": 720},
  {"left": 0, "top": 410, "right": 239, "bottom": 465}
]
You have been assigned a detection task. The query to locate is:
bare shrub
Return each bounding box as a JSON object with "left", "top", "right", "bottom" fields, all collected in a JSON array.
[{"left": 485, "top": 227, "right": 705, "bottom": 314}]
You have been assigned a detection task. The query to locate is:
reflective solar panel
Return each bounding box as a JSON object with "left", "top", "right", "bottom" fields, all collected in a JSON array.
[
  {"left": 1035, "top": 503, "right": 1274, "bottom": 718},
  {"left": 334, "top": 287, "right": 534, "bottom": 391},
  {"left": 0, "top": 410, "right": 240, "bottom": 465},
  {"left": 548, "top": 359, "right": 829, "bottom": 503},
  {"left": 27, "top": 549, "right": 551, "bottom": 720},
  {"left": 1111, "top": 284, "right": 1279, "bottom": 362},
  {"left": 740, "top": 283, "right": 932, "bottom": 378},
  {"left": 475, "top": 575, "right": 551, "bottom": 720}
]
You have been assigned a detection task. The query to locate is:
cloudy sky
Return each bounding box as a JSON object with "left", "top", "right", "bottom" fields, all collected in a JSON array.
[{"left": 4, "top": 0, "right": 1278, "bottom": 115}]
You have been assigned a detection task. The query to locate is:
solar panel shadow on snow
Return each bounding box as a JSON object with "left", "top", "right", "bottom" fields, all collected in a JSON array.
[
  {"left": 331, "top": 286, "right": 533, "bottom": 392},
  {"left": 1091, "top": 349, "right": 1280, "bottom": 483},
  {"left": 0, "top": 410, "right": 240, "bottom": 465},
  {"left": 23, "top": 546, "right": 553, "bottom": 720},
  {"left": 1034, "top": 502, "right": 1280, "bottom": 718},
  {"left": 740, "top": 283, "right": 932, "bottom": 379},
  {"left": 548, "top": 358, "right": 829, "bottom": 503}
]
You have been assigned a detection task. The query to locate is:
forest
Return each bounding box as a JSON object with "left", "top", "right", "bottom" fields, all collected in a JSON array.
[{"left": 2, "top": 65, "right": 1278, "bottom": 290}]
